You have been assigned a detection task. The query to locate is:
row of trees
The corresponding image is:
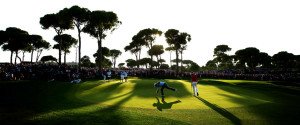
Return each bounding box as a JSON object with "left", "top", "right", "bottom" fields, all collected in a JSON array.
[
  {"left": 39, "top": 5, "right": 121, "bottom": 70},
  {"left": 0, "top": 5, "right": 123, "bottom": 70},
  {"left": 1, "top": 5, "right": 195, "bottom": 75},
  {"left": 0, "top": 27, "right": 50, "bottom": 64},
  {"left": 3, "top": 5, "right": 297, "bottom": 73},
  {"left": 124, "top": 28, "right": 192, "bottom": 74},
  {"left": 203, "top": 45, "right": 300, "bottom": 70}
]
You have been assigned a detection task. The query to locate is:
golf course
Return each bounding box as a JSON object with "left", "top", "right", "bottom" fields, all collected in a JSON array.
[{"left": 1, "top": 78, "right": 300, "bottom": 125}]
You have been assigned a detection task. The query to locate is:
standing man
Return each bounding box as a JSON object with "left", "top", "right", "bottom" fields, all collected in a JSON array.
[
  {"left": 191, "top": 72, "right": 199, "bottom": 96},
  {"left": 120, "top": 71, "right": 125, "bottom": 82},
  {"left": 123, "top": 71, "right": 128, "bottom": 82},
  {"left": 107, "top": 70, "right": 111, "bottom": 81}
]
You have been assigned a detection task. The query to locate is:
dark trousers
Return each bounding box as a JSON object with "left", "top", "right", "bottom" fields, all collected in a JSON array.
[{"left": 160, "top": 83, "right": 175, "bottom": 96}]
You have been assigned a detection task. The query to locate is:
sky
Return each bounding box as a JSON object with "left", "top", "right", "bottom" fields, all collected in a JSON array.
[{"left": 0, "top": 0, "right": 300, "bottom": 66}]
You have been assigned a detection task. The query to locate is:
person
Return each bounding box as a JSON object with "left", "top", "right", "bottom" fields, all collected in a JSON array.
[
  {"left": 191, "top": 72, "right": 199, "bottom": 96},
  {"left": 102, "top": 70, "right": 106, "bottom": 81},
  {"left": 123, "top": 71, "right": 128, "bottom": 82},
  {"left": 120, "top": 71, "right": 125, "bottom": 82},
  {"left": 107, "top": 70, "right": 111, "bottom": 81},
  {"left": 154, "top": 81, "right": 177, "bottom": 101},
  {"left": 70, "top": 72, "right": 81, "bottom": 84}
]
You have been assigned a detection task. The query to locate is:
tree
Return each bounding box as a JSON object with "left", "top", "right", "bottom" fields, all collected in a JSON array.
[
  {"left": 213, "top": 45, "right": 232, "bottom": 69},
  {"left": 165, "top": 46, "right": 175, "bottom": 68},
  {"left": 83, "top": 10, "right": 121, "bottom": 70},
  {"left": 29, "top": 35, "right": 50, "bottom": 62},
  {"left": 135, "top": 28, "right": 162, "bottom": 70},
  {"left": 205, "top": 60, "right": 217, "bottom": 70},
  {"left": 0, "top": 30, "right": 7, "bottom": 46},
  {"left": 118, "top": 63, "right": 125, "bottom": 68},
  {"left": 40, "top": 55, "right": 57, "bottom": 63},
  {"left": 68, "top": 5, "right": 91, "bottom": 67},
  {"left": 296, "top": 55, "right": 300, "bottom": 71},
  {"left": 1, "top": 27, "right": 29, "bottom": 64},
  {"left": 158, "top": 59, "right": 166, "bottom": 66},
  {"left": 160, "top": 64, "right": 169, "bottom": 69},
  {"left": 21, "top": 44, "right": 32, "bottom": 62},
  {"left": 109, "top": 49, "right": 122, "bottom": 69},
  {"left": 272, "top": 51, "right": 296, "bottom": 69},
  {"left": 214, "top": 45, "right": 232, "bottom": 56},
  {"left": 165, "top": 29, "right": 191, "bottom": 75},
  {"left": 80, "top": 55, "right": 92, "bottom": 67},
  {"left": 139, "top": 58, "right": 152, "bottom": 69},
  {"left": 189, "top": 62, "right": 200, "bottom": 72},
  {"left": 148, "top": 45, "right": 164, "bottom": 63},
  {"left": 40, "top": 9, "right": 73, "bottom": 65},
  {"left": 93, "top": 47, "right": 112, "bottom": 68},
  {"left": 126, "top": 59, "right": 137, "bottom": 68},
  {"left": 182, "top": 60, "right": 194, "bottom": 69},
  {"left": 53, "top": 34, "right": 78, "bottom": 64},
  {"left": 235, "top": 47, "right": 260, "bottom": 69},
  {"left": 179, "top": 45, "right": 187, "bottom": 71},
  {"left": 258, "top": 52, "right": 271, "bottom": 68},
  {"left": 124, "top": 35, "right": 145, "bottom": 68}
]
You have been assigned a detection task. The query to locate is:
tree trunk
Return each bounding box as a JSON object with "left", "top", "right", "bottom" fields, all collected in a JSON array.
[
  {"left": 97, "top": 31, "right": 103, "bottom": 70},
  {"left": 112, "top": 57, "right": 116, "bottom": 69},
  {"left": 138, "top": 50, "right": 141, "bottom": 68},
  {"left": 150, "top": 55, "right": 153, "bottom": 70},
  {"left": 181, "top": 51, "right": 183, "bottom": 72},
  {"left": 36, "top": 50, "right": 43, "bottom": 62},
  {"left": 10, "top": 51, "right": 13, "bottom": 64},
  {"left": 15, "top": 51, "right": 17, "bottom": 65},
  {"left": 77, "top": 25, "right": 82, "bottom": 68},
  {"left": 15, "top": 51, "right": 21, "bottom": 64},
  {"left": 59, "top": 44, "right": 62, "bottom": 65},
  {"left": 159, "top": 55, "right": 162, "bottom": 65},
  {"left": 55, "top": 29, "right": 63, "bottom": 65},
  {"left": 22, "top": 51, "right": 25, "bottom": 61},
  {"left": 64, "top": 51, "right": 66, "bottom": 64},
  {"left": 31, "top": 50, "right": 34, "bottom": 63},
  {"left": 169, "top": 51, "right": 172, "bottom": 68},
  {"left": 175, "top": 50, "right": 179, "bottom": 76}
]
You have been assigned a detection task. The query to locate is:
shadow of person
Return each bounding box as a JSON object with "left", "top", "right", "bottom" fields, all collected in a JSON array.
[
  {"left": 153, "top": 97, "right": 181, "bottom": 111},
  {"left": 196, "top": 96, "right": 241, "bottom": 125}
]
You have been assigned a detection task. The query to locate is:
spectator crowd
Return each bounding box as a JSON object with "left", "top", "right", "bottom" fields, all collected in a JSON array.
[{"left": 0, "top": 63, "right": 299, "bottom": 83}]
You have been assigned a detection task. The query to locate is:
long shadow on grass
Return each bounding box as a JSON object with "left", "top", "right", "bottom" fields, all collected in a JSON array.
[
  {"left": 200, "top": 79, "right": 300, "bottom": 124},
  {"left": 0, "top": 80, "right": 124, "bottom": 124},
  {"left": 32, "top": 91, "right": 135, "bottom": 125},
  {"left": 153, "top": 97, "right": 181, "bottom": 111},
  {"left": 196, "top": 96, "right": 241, "bottom": 125}
]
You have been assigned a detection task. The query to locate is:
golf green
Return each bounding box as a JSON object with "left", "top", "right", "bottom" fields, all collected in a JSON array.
[
  {"left": 73, "top": 79, "right": 270, "bottom": 109},
  {"left": 1, "top": 78, "right": 299, "bottom": 125}
]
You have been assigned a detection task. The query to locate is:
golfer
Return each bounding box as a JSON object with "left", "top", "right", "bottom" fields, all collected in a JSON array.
[
  {"left": 154, "top": 81, "right": 177, "bottom": 101},
  {"left": 191, "top": 72, "right": 199, "bottom": 96}
]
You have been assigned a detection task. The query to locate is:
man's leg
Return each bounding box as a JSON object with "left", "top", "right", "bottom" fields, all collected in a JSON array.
[
  {"left": 164, "top": 83, "right": 176, "bottom": 91},
  {"left": 160, "top": 87, "right": 165, "bottom": 102},
  {"left": 192, "top": 82, "right": 199, "bottom": 96},
  {"left": 160, "top": 87, "right": 165, "bottom": 97}
]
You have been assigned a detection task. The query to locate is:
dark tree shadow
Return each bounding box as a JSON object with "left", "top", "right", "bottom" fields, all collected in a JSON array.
[
  {"left": 196, "top": 96, "right": 241, "bottom": 125},
  {"left": 153, "top": 97, "right": 181, "bottom": 111}
]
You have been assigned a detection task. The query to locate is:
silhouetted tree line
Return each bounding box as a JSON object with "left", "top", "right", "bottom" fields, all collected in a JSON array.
[
  {"left": 1, "top": 5, "right": 299, "bottom": 83},
  {"left": 202, "top": 45, "right": 300, "bottom": 72}
]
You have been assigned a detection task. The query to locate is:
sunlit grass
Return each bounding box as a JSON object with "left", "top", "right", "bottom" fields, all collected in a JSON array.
[{"left": 1, "top": 78, "right": 299, "bottom": 125}]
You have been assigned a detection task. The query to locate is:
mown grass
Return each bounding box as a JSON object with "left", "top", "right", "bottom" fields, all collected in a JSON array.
[{"left": 0, "top": 78, "right": 299, "bottom": 125}]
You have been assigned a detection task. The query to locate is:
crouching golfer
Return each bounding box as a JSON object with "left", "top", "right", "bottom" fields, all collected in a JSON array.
[{"left": 154, "top": 81, "right": 177, "bottom": 101}]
